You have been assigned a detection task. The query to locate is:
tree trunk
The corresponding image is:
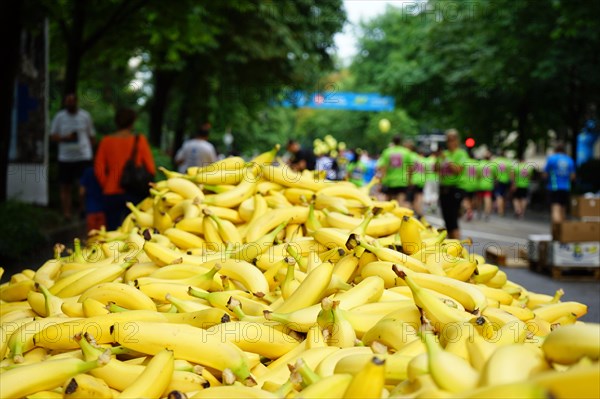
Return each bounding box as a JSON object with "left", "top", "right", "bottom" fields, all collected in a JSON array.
[
  {"left": 148, "top": 69, "right": 176, "bottom": 148},
  {"left": 63, "top": 0, "right": 86, "bottom": 96},
  {"left": 516, "top": 102, "right": 529, "bottom": 159},
  {"left": 0, "top": 0, "right": 23, "bottom": 202}
]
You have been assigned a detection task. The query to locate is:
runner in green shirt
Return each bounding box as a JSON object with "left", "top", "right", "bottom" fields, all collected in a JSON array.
[
  {"left": 511, "top": 155, "right": 534, "bottom": 219},
  {"left": 435, "top": 129, "right": 469, "bottom": 239},
  {"left": 379, "top": 135, "right": 415, "bottom": 206},
  {"left": 423, "top": 153, "right": 439, "bottom": 214},
  {"left": 493, "top": 152, "right": 512, "bottom": 217},
  {"left": 459, "top": 158, "right": 479, "bottom": 221},
  {"left": 346, "top": 150, "right": 367, "bottom": 187},
  {"left": 410, "top": 152, "right": 427, "bottom": 217},
  {"left": 476, "top": 155, "right": 496, "bottom": 221}
]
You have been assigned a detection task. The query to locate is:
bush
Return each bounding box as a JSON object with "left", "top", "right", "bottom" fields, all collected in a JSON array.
[{"left": 0, "top": 201, "right": 61, "bottom": 264}]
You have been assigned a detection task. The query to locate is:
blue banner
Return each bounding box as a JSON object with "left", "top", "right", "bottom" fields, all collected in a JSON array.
[{"left": 281, "top": 91, "right": 395, "bottom": 112}]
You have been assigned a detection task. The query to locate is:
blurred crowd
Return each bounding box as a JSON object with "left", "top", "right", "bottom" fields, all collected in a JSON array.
[{"left": 282, "top": 131, "right": 554, "bottom": 240}]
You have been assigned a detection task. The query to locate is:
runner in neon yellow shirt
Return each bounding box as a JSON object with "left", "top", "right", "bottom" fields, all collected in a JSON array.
[
  {"left": 476, "top": 155, "right": 496, "bottom": 220},
  {"left": 493, "top": 152, "right": 512, "bottom": 216},
  {"left": 379, "top": 135, "right": 415, "bottom": 206},
  {"left": 435, "top": 129, "right": 469, "bottom": 239},
  {"left": 410, "top": 152, "right": 427, "bottom": 217},
  {"left": 511, "top": 155, "right": 534, "bottom": 219},
  {"left": 459, "top": 157, "right": 479, "bottom": 221}
]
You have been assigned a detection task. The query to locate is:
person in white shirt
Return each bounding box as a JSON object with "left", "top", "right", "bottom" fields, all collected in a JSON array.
[
  {"left": 174, "top": 123, "right": 218, "bottom": 173},
  {"left": 50, "top": 94, "right": 96, "bottom": 221}
]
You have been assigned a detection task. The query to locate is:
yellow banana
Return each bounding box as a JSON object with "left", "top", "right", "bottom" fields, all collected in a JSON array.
[
  {"left": 260, "top": 164, "right": 328, "bottom": 191},
  {"left": 163, "top": 227, "right": 205, "bottom": 249},
  {"left": 112, "top": 321, "right": 251, "bottom": 381},
  {"left": 245, "top": 206, "right": 309, "bottom": 243},
  {"left": 274, "top": 262, "right": 334, "bottom": 314},
  {"left": 0, "top": 349, "right": 109, "bottom": 399},
  {"left": 202, "top": 169, "right": 258, "bottom": 209},
  {"left": 118, "top": 348, "right": 174, "bottom": 399},
  {"left": 541, "top": 323, "right": 600, "bottom": 364},
  {"left": 423, "top": 330, "right": 478, "bottom": 393},
  {"left": 78, "top": 281, "right": 157, "bottom": 311},
  {"left": 204, "top": 321, "right": 300, "bottom": 359},
  {"left": 63, "top": 373, "right": 113, "bottom": 399},
  {"left": 166, "top": 177, "right": 204, "bottom": 200},
  {"left": 342, "top": 356, "right": 386, "bottom": 398},
  {"left": 479, "top": 344, "right": 549, "bottom": 386}
]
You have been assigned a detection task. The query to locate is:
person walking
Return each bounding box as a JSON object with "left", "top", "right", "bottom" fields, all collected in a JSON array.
[
  {"left": 50, "top": 93, "right": 96, "bottom": 221},
  {"left": 410, "top": 151, "right": 427, "bottom": 217},
  {"left": 174, "top": 123, "right": 218, "bottom": 173},
  {"left": 346, "top": 149, "right": 367, "bottom": 187},
  {"left": 476, "top": 154, "right": 495, "bottom": 221},
  {"left": 543, "top": 142, "right": 576, "bottom": 224},
  {"left": 435, "top": 129, "right": 469, "bottom": 239},
  {"left": 286, "top": 139, "right": 316, "bottom": 171},
  {"left": 94, "top": 108, "right": 155, "bottom": 231},
  {"left": 493, "top": 151, "right": 512, "bottom": 217},
  {"left": 511, "top": 155, "right": 534, "bottom": 219},
  {"left": 378, "top": 135, "right": 415, "bottom": 207},
  {"left": 458, "top": 157, "right": 479, "bottom": 221}
]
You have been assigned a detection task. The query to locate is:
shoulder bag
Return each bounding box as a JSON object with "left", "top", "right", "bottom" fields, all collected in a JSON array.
[{"left": 119, "top": 134, "right": 154, "bottom": 198}]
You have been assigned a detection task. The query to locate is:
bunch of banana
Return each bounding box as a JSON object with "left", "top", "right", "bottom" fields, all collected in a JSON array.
[{"left": 1, "top": 147, "right": 598, "bottom": 399}]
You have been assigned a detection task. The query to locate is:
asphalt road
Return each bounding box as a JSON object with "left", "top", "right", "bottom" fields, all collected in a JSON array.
[{"left": 426, "top": 211, "right": 600, "bottom": 323}]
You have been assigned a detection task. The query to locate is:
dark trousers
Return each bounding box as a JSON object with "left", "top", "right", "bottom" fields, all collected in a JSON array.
[
  {"left": 103, "top": 193, "right": 144, "bottom": 231},
  {"left": 439, "top": 185, "right": 463, "bottom": 232}
]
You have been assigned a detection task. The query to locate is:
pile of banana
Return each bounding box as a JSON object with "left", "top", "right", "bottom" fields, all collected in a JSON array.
[{"left": 1, "top": 145, "right": 599, "bottom": 399}]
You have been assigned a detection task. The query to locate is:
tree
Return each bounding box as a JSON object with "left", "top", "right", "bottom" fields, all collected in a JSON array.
[
  {"left": 144, "top": 0, "right": 345, "bottom": 149},
  {"left": 42, "top": 0, "right": 150, "bottom": 96},
  {"left": 350, "top": 0, "right": 600, "bottom": 158},
  {"left": 0, "top": 0, "right": 25, "bottom": 202}
]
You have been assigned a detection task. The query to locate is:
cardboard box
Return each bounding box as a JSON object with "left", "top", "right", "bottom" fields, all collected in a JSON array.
[
  {"left": 551, "top": 242, "right": 600, "bottom": 267},
  {"left": 486, "top": 245, "right": 528, "bottom": 268},
  {"left": 571, "top": 196, "right": 600, "bottom": 218},
  {"left": 552, "top": 221, "right": 600, "bottom": 243},
  {"left": 528, "top": 234, "right": 552, "bottom": 271}
]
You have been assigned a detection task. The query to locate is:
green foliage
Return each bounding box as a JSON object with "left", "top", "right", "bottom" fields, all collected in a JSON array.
[
  {"left": 0, "top": 201, "right": 61, "bottom": 263},
  {"left": 350, "top": 0, "right": 600, "bottom": 155}
]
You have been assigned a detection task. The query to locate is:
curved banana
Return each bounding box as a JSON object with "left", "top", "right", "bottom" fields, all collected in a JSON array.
[
  {"left": 0, "top": 349, "right": 109, "bottom": 399},
  {"left": 541, "top": 323, "right": 600, "bottom": 364},
  {"left": 245, "top": 206, "right": 309, "bottom": 243},
  {"left": 260, "top": 165, "right": 328, "bottom": 191},
  {"left": 204, "top": 321, "right": 300, "bottom": 359},
  {"left": 112, "top": 321, "right": 251, "bottom": 382},
  {"left": 423, "top": 330, "right": 478, "bottom": 393},
  {"left": 479, "top": 344, "right": 549, "bottom": 386},
  {"left": 63, "top": 373, "right": 113, "bottom": 399},
  {"left": 78, "top": 282, "right": 157, "bottom": 311},
  {"left": 342, "top": 356, "right": 386, "bottom": 398},
  {"left": 166, "top": 177, "right": 204, "bottom": 200},
  {"left": 274, "top": 262, "right": 334, "bottom": 314},
  {"left": 361, "top": 317, "right": 419, "bottom": 351},
  {"left": 163, "top": 228, "right": 205, "bottom": 250},
  {"left": 118, "top": 348, "right": 174, "bottom": 399},
  {"left": 533, "top": 301, "right": 588, "bottom": 324},
  {"left": 54, "top": 260, "right": 135, "bottom": 298},
  {"left": 202, "top": 169, "right": 258, "bottom": 209}
]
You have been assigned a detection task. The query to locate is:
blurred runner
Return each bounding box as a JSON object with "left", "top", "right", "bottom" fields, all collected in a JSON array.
[
  {"left": 543, "top": 142, "right": 576, "bottom": 224},
  {"left": 476, "top": 153, "right": 495, "bottom": 221},
  {"left": 459, "top": 157, "right": 479, "bottom": 221},
  {"left": 410, "top": 151, "right": 427, "bottom": 217},
  {"left": 493, "top": 150, "right": 512, "bottom": 217},
  {"left": 436, "top": 129, "right": 468, "bottom": 239},
  {"left": 346, "top": 149, "right": 367, "bottom": 187},
  {"left": 378, "top": 135, "right": 415, "bottom": 207},
  {"left": 174, "top": 122, "right": 217, "bottom": 173},
  {"left": 287, "top": 139, "right": 316, "bottom": 171}
]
